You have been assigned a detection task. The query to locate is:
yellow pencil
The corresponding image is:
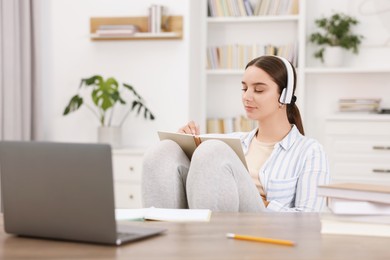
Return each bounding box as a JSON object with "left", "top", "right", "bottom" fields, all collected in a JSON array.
[{"left": 226, "top": 233, "right": 295, "bottom": 246}]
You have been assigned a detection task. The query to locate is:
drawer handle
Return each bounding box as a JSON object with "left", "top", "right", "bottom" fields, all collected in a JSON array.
[
  {"left": 372, "top": 146, "right": 390, "bottom": 151},
  {"left": 129, "top": 166, "right": 134, "bottom": 172},
  {"left": 372, "top": 169, "right": 390, "bottom": 173},
  {"left": 129, "top": 194, "right": 134, "bottom": 199}
]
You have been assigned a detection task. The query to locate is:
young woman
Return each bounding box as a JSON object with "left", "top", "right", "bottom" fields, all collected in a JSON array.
[{"left": 142, "top": 55, "right": 330, "bottom": 212}]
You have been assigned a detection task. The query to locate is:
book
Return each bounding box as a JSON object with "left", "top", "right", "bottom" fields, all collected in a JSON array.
[
  {"left": 157, "top": 131, "right": 248, "bottom": 170},
  {"left": 320, "top": 214, "right": 390, "bottom": 237},
  {"left": 318, "top": 183, "right": 390, "bottom": 204},
  {"left": 115, "top": 207, "right": 212, "bottom": 222},
  {"left": 321, "top": 213, "right": 390, "bottom": 225},
  {"left": 327, "top": 198, "right": 390, "bottom": 215}
]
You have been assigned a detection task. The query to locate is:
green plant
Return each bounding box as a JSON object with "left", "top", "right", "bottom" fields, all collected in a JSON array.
[
  {"left": 63, "top": 75, "right": 155, "bottom": 126},
  {"left": 309, "top": 12, "right": 364, "bottom": 62}
]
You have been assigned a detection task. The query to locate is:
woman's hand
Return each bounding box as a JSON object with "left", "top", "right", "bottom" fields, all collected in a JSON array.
[{"left": 178, "top": 121, "right": 200, "bottom": 135}]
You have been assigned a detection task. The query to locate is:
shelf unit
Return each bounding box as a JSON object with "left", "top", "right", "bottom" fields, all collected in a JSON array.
[
  {"left": 203, "top": 0, "right": 303, "bottom": 133},
  {"left": 200, "top": 0, "right": 390, "bottom": 184},
  {"left": 302, "top": 0, "right": 390, "bottom": 186},
  {"left": 90, "top": 16, "right": 183, "bottom": 40}
]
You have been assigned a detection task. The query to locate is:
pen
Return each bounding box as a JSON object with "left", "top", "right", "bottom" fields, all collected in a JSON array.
[{"left": 226, "top": 233, "right": 295, "bottom": 247}]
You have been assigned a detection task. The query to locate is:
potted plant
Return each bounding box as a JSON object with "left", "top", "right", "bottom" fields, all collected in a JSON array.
[
  {"left": 309, "top": 12, "right": 364, "bottom": 66},
  {"left": 63, "top": 75, "right": 155, "bottom": 147}
]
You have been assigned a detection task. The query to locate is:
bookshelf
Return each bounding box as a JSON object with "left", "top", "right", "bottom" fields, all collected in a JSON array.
[
  {"left": 90, "top": 16, "right": 183, "bottom": 40},
  {"left": 203, "top": 0, "right": 302, "bottom": 133},
  {"left": 199, "top": 0, "right": 390, "bottom": 185}
]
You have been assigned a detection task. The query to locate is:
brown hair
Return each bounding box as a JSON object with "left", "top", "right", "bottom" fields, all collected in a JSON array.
[{"left": 245, "top": 56, "right": 305, "bottom": 135}]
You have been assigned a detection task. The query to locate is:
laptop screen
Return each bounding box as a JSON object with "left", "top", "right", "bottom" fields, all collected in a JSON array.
[{"left": 0, "top": 141, "right": 118, "bottom": 244}]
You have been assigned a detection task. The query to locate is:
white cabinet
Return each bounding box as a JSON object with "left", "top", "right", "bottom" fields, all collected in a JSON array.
[
  {"left": 325, "top": 115, "right": 390, "bottom": 185},
  {"left": 112, "top": 149, "right": 144, "bottom": 208}
]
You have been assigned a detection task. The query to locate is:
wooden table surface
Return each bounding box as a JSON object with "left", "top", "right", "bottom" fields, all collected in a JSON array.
[{"left": 0, "top": 212, "right": 389, "bottom": 259}]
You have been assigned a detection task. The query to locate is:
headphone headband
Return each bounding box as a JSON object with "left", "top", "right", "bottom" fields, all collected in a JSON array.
[{"left": 276, "top": 56, "right": 294, "bottom": 104}]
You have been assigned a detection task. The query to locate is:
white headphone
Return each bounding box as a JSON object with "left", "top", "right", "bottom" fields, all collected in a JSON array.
[{"left": 276, "top": 56, "right": 294, "bottom": 104}]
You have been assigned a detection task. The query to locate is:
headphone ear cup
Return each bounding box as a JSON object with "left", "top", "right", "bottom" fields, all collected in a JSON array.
[{"left": 279, "top": 88, "right": 287, "bottom": 104}]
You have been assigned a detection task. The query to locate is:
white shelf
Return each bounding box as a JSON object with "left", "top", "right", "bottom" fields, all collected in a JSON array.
[
  {"left": 90, "top": 32, "right": 181, "bottom": 40},
  {"left": 207, "top": 68, "right": 303, "bottom": 75},
  {"left": 305, "top": 67, "right": 390, "bottom": 74},
  {"left": 326, "top": 113, "right": 390, "bottom": 122},
  {"left": 207, "top": 15, "right": 299, "bottom": 23}
]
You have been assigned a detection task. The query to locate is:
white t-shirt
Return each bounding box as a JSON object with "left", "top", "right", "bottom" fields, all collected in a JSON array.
[{"left": 245, "top": 137, "right": 276, "bottom": 198}]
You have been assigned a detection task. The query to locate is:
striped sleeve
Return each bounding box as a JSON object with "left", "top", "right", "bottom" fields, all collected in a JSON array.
[{"left": 267, "top": 142, "right": 330, "bottom": 212}]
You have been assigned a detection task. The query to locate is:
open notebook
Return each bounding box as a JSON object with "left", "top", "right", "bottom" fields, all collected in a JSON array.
[{"left": 158, "top": 131, "right": 248, "bottom": 170}]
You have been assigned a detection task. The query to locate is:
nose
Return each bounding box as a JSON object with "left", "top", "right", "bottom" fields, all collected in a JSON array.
[{"left": 242, "top": 88, "right": 254, "bottom": 102}]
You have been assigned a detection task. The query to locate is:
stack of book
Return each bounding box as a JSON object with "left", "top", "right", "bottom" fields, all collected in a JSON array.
[
  {"left": 206, "top": 42, "right": 298, "bottom": 69},
  {"left": 318, "top": 183, "right": 390, "bottom": 237},
  {"left": 94, "top": 24, "right": 140, "bottom": 38},
  {"left": 207, "top": 0, "right": 298, "bottom": 17},
  {"left": 206, "top": 115, "right": 257, "bottom": 133},
  {"left": 338, "top": 98, "right": 381, "bottom": 113}
]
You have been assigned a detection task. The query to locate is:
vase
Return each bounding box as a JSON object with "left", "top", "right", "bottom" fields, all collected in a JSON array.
[
  {"left": 323, "top": 46, "right": 344, "bottom": 67},
  {"left": 98, "top": 126, "right": 122, "bottom": 148}
]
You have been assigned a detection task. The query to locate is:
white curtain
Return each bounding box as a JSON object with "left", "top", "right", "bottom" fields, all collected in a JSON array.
[{"left": 0, "top": 0, "right": 42, "bottom": 141}]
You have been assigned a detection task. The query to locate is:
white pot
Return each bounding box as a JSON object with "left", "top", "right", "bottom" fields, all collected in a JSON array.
[
  {"left": 323, "top": 46, "right": 344, "bottom": 67},
  {"left": 98, "top": 126, "right": 122, "bottom": 148}
]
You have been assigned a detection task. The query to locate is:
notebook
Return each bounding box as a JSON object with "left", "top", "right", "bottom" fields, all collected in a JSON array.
[
  {"left": 0, "top": 141, "right": 165, "bottom": 245},
  {"left": 157, "top": 131, "right": 248, "bottom": 170}
]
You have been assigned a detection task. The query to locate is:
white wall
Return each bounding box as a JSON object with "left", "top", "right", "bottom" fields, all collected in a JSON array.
[{"left": 40, "top": 0, "right": 196, "bottom": 148}]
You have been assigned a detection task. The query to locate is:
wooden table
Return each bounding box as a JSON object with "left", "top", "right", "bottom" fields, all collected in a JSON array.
[{"left": 0, "top": 212, "right": 389, "bottom": 259}]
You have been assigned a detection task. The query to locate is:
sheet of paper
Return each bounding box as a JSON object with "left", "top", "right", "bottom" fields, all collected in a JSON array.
[
  {"left": 115, "top": 208, "right": 146, "bottom": 221},
  {"left": 115, "top": 208, "right": 211, "bottom": 222}
]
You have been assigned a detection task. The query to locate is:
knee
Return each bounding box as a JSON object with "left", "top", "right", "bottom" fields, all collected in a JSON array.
[
  {"left": 192, "top": 140, "right": 230, "bottom": 161},
  {"left": 145, "top": 139, "right": 181, "bottom": 157},
  {"left": 143, "top": 140, "right": 182, "bottom": 168}
]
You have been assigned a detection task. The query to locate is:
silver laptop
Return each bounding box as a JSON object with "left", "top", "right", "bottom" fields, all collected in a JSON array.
[{"left": 0, "top": 141, "right": 165, "bottom": 245}]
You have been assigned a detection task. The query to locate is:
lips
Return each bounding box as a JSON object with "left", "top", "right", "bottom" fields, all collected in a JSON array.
[{"left": 245, "top": 106, "right": 256, "bottom": 112}]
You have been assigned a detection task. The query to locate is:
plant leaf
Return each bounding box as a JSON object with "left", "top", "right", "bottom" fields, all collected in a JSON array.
[
  {"left": 63, "top": 95, "right": 83, "bottom": 115},
  {"left": 309, "top": 12, "right": 364, "bottom": 60},
  {"left": 83, "top": 75, "right": 103, "bottom": 87},
  {"left": 123, "top": 83, "right": 143, "bottom": 101}
]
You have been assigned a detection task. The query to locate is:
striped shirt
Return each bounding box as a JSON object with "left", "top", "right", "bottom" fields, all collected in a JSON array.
[{"left": 225, "top": 125, "right": 330, "bottom": 212}]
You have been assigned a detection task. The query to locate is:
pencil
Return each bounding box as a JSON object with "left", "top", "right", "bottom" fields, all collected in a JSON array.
[{"left": 226, "top": 233, "right": 295, "bottom": 246}]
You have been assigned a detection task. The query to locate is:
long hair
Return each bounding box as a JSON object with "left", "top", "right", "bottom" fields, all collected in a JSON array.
[{"left": 245, "top": 56, "right": 305, "bottom": 135}]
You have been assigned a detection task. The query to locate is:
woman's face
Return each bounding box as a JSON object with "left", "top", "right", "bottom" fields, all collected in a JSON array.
[{"left": 241, "top": 65, "right": 282, "bottom": 121}]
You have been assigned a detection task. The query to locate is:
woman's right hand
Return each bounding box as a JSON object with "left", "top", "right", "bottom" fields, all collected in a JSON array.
[{"left": 178, "top": 121, "right": 200, "bottom": 135}]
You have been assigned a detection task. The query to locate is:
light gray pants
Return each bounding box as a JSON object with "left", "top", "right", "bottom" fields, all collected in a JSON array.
[{"left": 142, "top": 139, "right": 265, "bottom": 212}]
